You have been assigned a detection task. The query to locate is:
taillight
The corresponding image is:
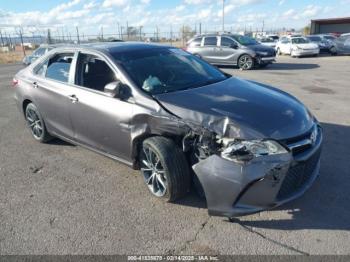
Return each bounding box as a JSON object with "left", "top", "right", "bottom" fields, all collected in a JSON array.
[{"left": 12, "top": 78, "right": 18, "bottom": 87}]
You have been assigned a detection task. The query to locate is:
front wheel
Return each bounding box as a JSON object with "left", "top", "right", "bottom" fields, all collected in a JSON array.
[
  {"left": 25, "top": 103, "right": 53, "bottom": 143},
  {"left": 330, "top": 46, "right": 337, "bottom": 55},
  {"left": 140, "top": 137, "right": 191, "bottom": 202},
  {"left": 238, "top": 54, "right": 254, "bottom": 70}
]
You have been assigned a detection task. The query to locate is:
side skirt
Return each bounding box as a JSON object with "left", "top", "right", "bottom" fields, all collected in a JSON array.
[{"left": 51, "top": 132, "right": 135, "bottom": 168}]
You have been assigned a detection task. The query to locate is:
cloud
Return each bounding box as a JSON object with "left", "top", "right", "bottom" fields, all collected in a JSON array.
[
  {"left": 102, "top": 0, "right": 128, "bottom": 8},
  {"left": 184, "top": 0, "right": 209, "bottom": 5},
  {"left": 278, "top": 0, "right": 285, "bottom": 6},
  {"left": 301, "top": 5, "right": 321, "bottom": 18},
  {"left": 175, "top": 5, "right": 186, "bottom": 11},
  {"left": 140, "top": 0, "right": 151, "bottom": 4}
]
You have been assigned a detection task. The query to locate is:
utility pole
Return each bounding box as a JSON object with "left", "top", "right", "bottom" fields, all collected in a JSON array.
[
  {"left": 262, "top": 20, "right": 265, "bottom": 33},
  {"left": 126, "top": 21, "right": 129, "bottom": 40},
  {"left": 120, "top": 26, "right": 124, "bottom": 40},
  {"left": 199, "top": 22, "right": 202, "bottom": 35},
  {"left": 76, "top": 26, "right": 80, "bottom": 44},
  {"left": 19, "top": 28, "right": 26, "bottom": 57},
  {"left": 170, "top": 25, "right": 173, "bottom": 46},
  {"left": 101, "top": 26, "right": 104, "bottom": 41},
  {"left": 0, "top": 29, "right": 4, "bottom": 46},
  {"left": 222, "top": 0, "right": 225, "bottom": 32},
  {"left": 117, "top": 21, "right": 120, "bottom": 39}
]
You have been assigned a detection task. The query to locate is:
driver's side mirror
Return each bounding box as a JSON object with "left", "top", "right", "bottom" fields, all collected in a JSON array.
[
  {"left": 104, "top": 81, "right": 123, "bottom": 98},
  {"left": 230, "top": 42, "right": 238, "bottom": 49}
]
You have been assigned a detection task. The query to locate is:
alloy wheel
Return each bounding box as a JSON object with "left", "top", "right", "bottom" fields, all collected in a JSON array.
[
  {"left": 26, "top": 108, "right": 43, "bottom": 139},
  {"left": 141, "top": 146, "right": 168, "bottom": 197},
  {"left": 238, "top": 55, "right": 253, "bottom": 70}
]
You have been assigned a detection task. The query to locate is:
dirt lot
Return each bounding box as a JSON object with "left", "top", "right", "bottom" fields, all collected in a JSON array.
[
  {"left": 0, "top": 55, "right": 349, "bottom": 255},
  {"left": 0, "top": 51, "right": 30, "bottom": 64}
]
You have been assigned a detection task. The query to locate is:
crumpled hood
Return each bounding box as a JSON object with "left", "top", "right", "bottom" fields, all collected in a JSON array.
[
  {"left": 154, "top": 77, "right": 314, "bottom": 140},
  {"left": 246, "top": 44, "right": 275, "bottom": 53}
]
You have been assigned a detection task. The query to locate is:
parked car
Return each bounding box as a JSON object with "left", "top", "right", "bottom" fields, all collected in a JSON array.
[
  {"left": 305, "top": 35, "right": 336, "bottom": 54},
  {"left": 333, "top": 33, "right": 350, "bottom": 55},
  {"left": 266, "top": 34, "right": 279, "bottom": 41},
  {"left": 13, "top": 43, "right": 322, "bottom": 218},
  {"left": 22, "top": 45, "right": 57, "bottom": 65},
  {"left": 259, "top": 37, "right": 277, "bottom": 48},
  {"left": 186, "top": 34, "right": 276, "bottom": 70},
  {"left": 276, "top": 37, "right": 320, "bottom": 57}
]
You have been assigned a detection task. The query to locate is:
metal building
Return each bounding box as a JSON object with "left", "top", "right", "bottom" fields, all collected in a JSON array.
[{"left": 310, "top": 17, "right": 350, "bottom": 35}]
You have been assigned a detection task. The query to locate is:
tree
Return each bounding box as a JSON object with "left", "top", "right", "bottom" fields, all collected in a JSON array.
[
  {"left": 181, "top": 25, "right": 196, "bottom": 40},
  {"left": 303, "top": 25, "right": 310, "bottom": 35}
]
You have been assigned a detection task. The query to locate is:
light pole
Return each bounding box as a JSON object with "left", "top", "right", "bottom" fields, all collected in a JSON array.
[{"left": 222, "top": 0, "right": 225, "bottom": 32}]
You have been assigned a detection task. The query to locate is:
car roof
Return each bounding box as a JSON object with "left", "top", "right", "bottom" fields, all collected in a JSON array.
[{"left": 48, "top": 42, "right": 171, "bottom": 54}]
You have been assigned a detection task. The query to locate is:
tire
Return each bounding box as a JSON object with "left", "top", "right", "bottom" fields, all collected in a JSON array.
[
  {"left": 140, "top": 136, "right": 191, "bottom": 202},
  {"left": 25, "top": 103, "right": 53, "bottom": 143},
  {"left": 330, "top": 46, "right": 337, "bottom": 55},
  {"left": 238, "top": 54, "right": 254, "bottom": 70}
]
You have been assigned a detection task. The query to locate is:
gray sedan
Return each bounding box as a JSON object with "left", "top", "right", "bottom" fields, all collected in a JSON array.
[
  {"left": 186, "top": 34, "right": 276, "bottom": 70},
  {"left": 13, "top": 43, "right": 322, "bottom": 218}
]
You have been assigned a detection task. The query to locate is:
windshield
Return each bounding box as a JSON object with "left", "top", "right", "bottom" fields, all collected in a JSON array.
[
  {"left": 323, "top": 35, "right": 335, "bottom": 40},
  {"left": 112, "top": 48, "right": 227, "bottom": 95},
  {"left": 231, "top": 35, "right": 258, "bottom": 45},
  {"left": 307, "top": 36, "right": 322, "bottom": 42},
  {"left": 260, "top": 38, "right": 274, "bottom": 43},
  {"left": 291, "top": 38, "right": 309, "bottom": 44}
]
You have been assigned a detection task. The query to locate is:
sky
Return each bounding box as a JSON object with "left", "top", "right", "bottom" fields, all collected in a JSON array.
[{"left": 0, "top": 0, "right": 350, "bottom": 36}]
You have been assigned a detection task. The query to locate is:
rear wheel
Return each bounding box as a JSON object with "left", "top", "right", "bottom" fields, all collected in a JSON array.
[
  {"left": 25, "top": 103, "right": 52, "bottom": 143},
  {"left": 238, "top": 54, "right": 254, "bottom": 70},
  {"left": 140, "top": 137, "right": 191, "bottom": 202}
]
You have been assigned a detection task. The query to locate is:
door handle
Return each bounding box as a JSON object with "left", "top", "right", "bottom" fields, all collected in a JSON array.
[
  {"left": 68, "top": 94, "right": 79, "bottom": 103},
  {"left": 33, "top": 82, "right": 38, "bottom": 88}
]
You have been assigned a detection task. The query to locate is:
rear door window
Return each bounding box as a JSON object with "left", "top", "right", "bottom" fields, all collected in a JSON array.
[
  {"left": 188, "top": 37, "right": 202, "bottom": 47},
  {"left": 204, "top": 37, "right": 218, "bottom": 46},
  {"left": 45, "top": 53, "right": 74, "bottom": 83}
]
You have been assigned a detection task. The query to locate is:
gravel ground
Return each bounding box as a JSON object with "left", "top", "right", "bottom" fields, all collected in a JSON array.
[{"left": 0, "top": 55, "right": 349, "bottom": 255}]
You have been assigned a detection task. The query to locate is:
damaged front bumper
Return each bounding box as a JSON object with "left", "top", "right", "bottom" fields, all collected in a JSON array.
[{"left": 192, "top": 126, "right": 322, "bottom": 218}]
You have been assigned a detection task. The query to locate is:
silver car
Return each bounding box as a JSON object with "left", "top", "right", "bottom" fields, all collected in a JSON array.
[
  {"left": 186, "top": 34, "right": 276, "bottom": 70},
  {"left": 22, "top": 45, "right": 57, "bottom": 65},
  {"left": 13, "top": 43, "right": 322, "bottom": 218},
  {"left": 333, "top": 33, "right": 350, "bottom": 54}
]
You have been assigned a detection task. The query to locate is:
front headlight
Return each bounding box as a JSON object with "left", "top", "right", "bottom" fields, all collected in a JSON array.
[{"left": 221, "top": 140, "right": 288, "bottom": 162}]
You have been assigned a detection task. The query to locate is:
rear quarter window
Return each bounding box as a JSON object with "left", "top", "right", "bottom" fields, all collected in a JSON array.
[{"left": 188, "top": 37, "right": 202, "bottom": 47}]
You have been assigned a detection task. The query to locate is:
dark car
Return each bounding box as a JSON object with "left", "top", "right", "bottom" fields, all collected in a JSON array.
[
  {"left": 306, "top": 35, "right": 337, "bottom": 54},
  {"left": 13, "top": 43, "right": 322, "bottom": 218},
  {"left": 186, "top": 34, "right": 276, "bottom": 70}
]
